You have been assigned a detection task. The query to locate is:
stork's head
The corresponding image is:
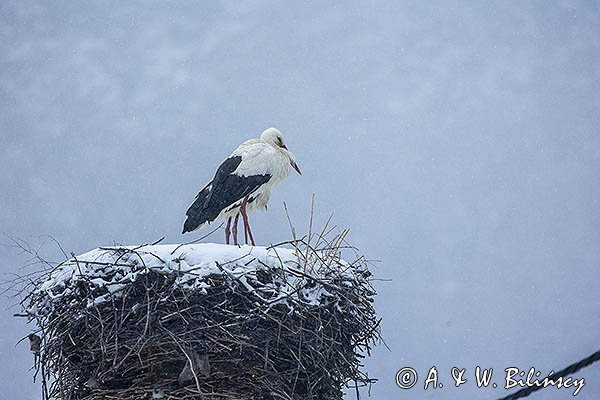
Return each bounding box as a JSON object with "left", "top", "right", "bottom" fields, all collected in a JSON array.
[{"left": 260, "top": 127, "right": 302, "bottom": 175}]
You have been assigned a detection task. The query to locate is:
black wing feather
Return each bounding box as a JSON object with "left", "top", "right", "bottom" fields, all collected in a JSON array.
[
  {"left": 182, "top": 183, "right": 212, "bottom": 233},
  {"left": 182, "top": 156, "right": 271, "bottom": 233}
]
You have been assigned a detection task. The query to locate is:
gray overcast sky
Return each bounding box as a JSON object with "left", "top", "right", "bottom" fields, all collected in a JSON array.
[{"left": 1, "top": 1, "right": 599, "bottom": 399}]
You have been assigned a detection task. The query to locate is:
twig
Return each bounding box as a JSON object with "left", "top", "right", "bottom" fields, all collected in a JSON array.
[{"left": 171, "top": 223, "right": 224, "bottom": 255}]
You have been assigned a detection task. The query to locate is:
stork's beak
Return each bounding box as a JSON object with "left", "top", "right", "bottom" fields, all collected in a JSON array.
[
  {"left": 284, "top": 145, "right": 301, "bottom": 175},
  {"left": 291, "top": 160, "right": 302, "bottom": 176}
]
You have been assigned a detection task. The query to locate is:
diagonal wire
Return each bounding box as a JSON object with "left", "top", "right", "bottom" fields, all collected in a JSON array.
[{"left": 495, "top": 349, "right": 600, "bottom": 400}]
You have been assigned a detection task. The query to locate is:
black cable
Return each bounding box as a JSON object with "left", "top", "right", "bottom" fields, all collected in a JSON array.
[{"left": 495, "top": 349, "right": 600, "bottom": 400}]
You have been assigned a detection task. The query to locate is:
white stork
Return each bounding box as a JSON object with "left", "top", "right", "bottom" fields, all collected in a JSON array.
[{"left": 182, "top": 127, "right": 301, "bottom": 246}]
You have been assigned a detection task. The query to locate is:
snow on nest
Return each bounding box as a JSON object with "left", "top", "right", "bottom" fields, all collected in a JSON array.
[{"left": 33, "top": 243, "right": 348, "bottom": 313}]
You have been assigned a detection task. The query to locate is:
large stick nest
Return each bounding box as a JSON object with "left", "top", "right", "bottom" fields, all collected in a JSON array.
[{"left": 19, "top": 232, "right": 381, "bottom": 400}]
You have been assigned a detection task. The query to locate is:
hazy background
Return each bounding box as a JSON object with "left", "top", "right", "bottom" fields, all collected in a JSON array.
[{"left": 1, "top": 1, "right": 599, "bottom": 399}]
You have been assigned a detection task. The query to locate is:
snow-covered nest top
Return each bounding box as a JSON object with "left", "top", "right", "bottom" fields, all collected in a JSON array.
[
  {"left": 21, "top": 237, "right": 381, "bottom": 400},
  {"left": 33, "top": 243, "right": 346, "bottom": 314}
]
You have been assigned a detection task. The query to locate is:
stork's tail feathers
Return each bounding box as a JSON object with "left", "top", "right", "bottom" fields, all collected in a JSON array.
[
  {"left": 182, "top": 217, "right": 201, "bottom": 234},
  {"left": 182, "top": 184, "right": 212, "bottom": 233}
]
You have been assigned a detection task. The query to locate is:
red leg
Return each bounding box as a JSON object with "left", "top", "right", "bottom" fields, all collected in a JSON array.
[
  {"left": 246, "top": 218, "right": 255, "bottom": 246},
  {"left": 240, "top": 196, "right": 256, "bottom": 246},
  {"left": 225, "top": 217, "right": 232, "bottom": 245},
  {"left": 232, "top": 213, "right": 240, "bottom": 246},
  {"left": 240, "top": 197, "right": 248, "bottom": 244},
  {"left": 243, "top": 211, "right": 249, "bottom": 244}
]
